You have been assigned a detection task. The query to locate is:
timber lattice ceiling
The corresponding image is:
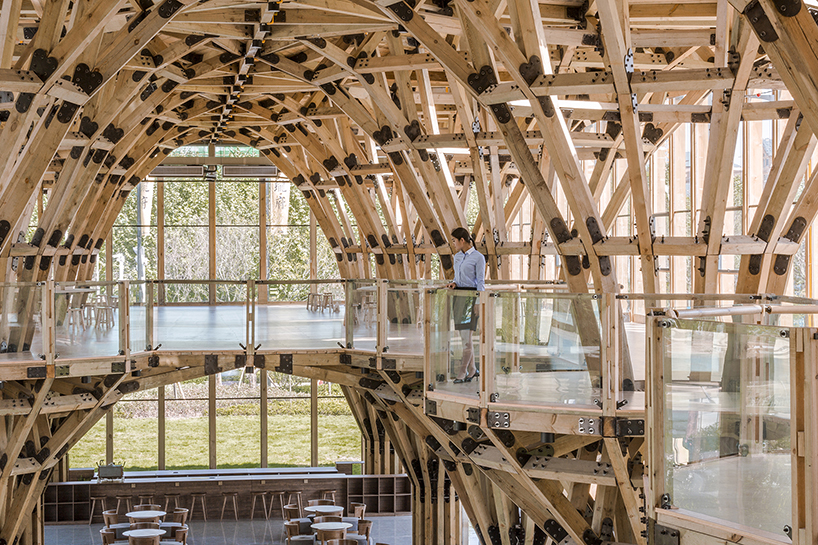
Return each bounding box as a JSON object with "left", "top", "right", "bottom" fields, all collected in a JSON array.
[{"left": 2, "top": 0, "right": 818, "bottom": 293}]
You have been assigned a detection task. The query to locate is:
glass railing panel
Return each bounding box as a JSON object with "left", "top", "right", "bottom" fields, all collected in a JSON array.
[
  {"left": 255, "top": 280, "right": 346, "bottom": 350},
  {"left": 154, "top": 281, "right": 246, "bottom": 351},
  {"left": 128, "top": 281, "right": 149, "bottom": 354},
  {"left": 54, "top": 282, "right": 122, "bottom": 359},
  {"left": 348, "top": 280, "right": 377, "bottom": 351},
  {"left": 428, "top": 288, "right": 481, "bottom": 400},
  {"left": 661, "top": 318, "right": 791, "bottom": 535},
  {"left": 0, "top": 282, "right": 45, "bottom": 362},
  {"left": 493, "top": 293, "right": 601, "bottom": 407},
  {"left": 618, "top": 294, "right": 766, "bottom": 411},
  {"left": 384, "top": 281, "right": 428, "bottom": 355}
]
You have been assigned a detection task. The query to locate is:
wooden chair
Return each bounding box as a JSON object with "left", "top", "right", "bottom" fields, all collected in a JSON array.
[
  {"left": 314, "top": 515, "right": 342, "bottom": 523},
  {"left": 320, "top": 490, "right": 337, "bottom": 503},
  {"left": 308, "top": 499, "right": 333, "bottom": 507},
  {"left": 316, "top": 528, "right": 346, "bottom": 545},
  {"left": 283, "top": 504, "right": 301, "bottom": 521},
  {"left": 356, "top": 520, "right": 373, "bottom": 542},
  {"left": 128, "top": 537, "right": 159, "bottom": 545},
  {"left": 174, "top": 527, "right": 188, "bottom": 545},
  {"left": 169, "top": 507, "right": 188, "bottom": 525},
  {"left": 284, "top": 521, "right": 315, "bottom": 544},
  {"left": 102, "top": 508, "right": 119, "bottom": 527},
  {"left": 99, "top": 528, "right": 117, "bottom": 545},
  {"left": 158, "top": 521, "right": 183, "bottom": 541},
  {"left": 350, "top": 502, "right": 366, "bottom": 519},
  {"left": 327, "top": 540, "right": 364, "bottom": 545},
  {"left": 130, "top": 522, "right": 160, "bottom": 530},
  {"left": 132, "top": 504, "right": 152, "bottom": 512},
  {"left": 159, "top": 527, "right": 187, "bottom": 545}
]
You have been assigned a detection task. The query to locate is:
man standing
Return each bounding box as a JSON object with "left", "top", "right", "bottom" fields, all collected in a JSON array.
[{"left": 446, "top": 228, "right": 486, "bottom": 383}]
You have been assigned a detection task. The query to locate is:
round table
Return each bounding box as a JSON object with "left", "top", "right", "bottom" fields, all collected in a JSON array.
[
  {"left": 122, "top": 529, "right": 166, "bottom": 538},
  {"left": 304, "top": 505, "right": 344, "bottom": 516},
  {"left": 125, "top": 510, "right": 166, "bottom": 524},
  {"left": 311, "top": 521, "right": 353, "bottom": 531}
]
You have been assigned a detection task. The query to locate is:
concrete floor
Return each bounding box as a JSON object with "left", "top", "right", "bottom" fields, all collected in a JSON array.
[{"left": 46, "top": 514, "right": 413, "bottom": 545}]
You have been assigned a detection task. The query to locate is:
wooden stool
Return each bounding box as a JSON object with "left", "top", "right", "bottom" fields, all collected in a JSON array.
[
  {"left": 190, "top": 492, "right": 207, "bottom": 521},
  {"left": 163, "top": 493, "right": 181, "bottom": 512},
  {"left": 67, "top": 307, "right": 85, "bottom": 330},
  {"left": 114, "top": 495, "right": 132, "bottom": 516},
  {"left": 320, "top": 490, "right": 337, "bottom": 504},
  {"left": 287, "top": 491, "right": 303, "bottom": 517},
  {"left": 89, "top": 496, "right": 107, "bottom": 525},
  {"left": 220, "top": 492, "right": 238, "bottom": 520},
  {"left": 137, "top": 494, "right": 154, "bottom": 506},
  {"left": 250, "top": 491, "right": 268, "bottom": 520},
  {"left": 320, "top": 292, "right": 333, "bottom": 311},
  {"left": 269, "top": 491, "right": 287, "bottom": 519}
]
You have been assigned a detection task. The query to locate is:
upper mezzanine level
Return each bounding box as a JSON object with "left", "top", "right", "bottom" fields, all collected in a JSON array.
[{"left": 2, "top": 280, "right": 818, "bottom": 544}]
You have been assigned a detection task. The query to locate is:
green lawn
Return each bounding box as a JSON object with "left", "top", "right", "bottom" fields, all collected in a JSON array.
[{"left": 70, "top": 415, "right": 362, "bottom": 471}]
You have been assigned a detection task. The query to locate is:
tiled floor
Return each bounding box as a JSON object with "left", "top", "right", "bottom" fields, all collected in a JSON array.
[{"left": 46, "top": 514, "right": 413, "bottom": 544}]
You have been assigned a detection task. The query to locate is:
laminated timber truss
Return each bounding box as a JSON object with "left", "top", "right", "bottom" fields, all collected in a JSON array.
[{"left": 0, "top": 0, "right": 817, "bottom": 544}]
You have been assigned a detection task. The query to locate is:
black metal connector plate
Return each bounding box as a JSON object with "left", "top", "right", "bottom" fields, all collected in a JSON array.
[
  {"left": 27, "top": 366, "right": 47, "bottom": 379},
  {"left": 487, "top": 411, "right": 510, "bottom": 429},
  {"left": 616, "top": 418, "right": 645, "bottom": 436},
  {"left": 204, "top": 354, "right": 221, "bottom": 375},
  {"left": 276, "top": 354, "right": 293, "bottom": 374},
  {"left": 543, "top": 519, "right": 568, "bottom": 543},
  {"left": 653, "top": 522, "right": 680, "bottom": 545}
]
